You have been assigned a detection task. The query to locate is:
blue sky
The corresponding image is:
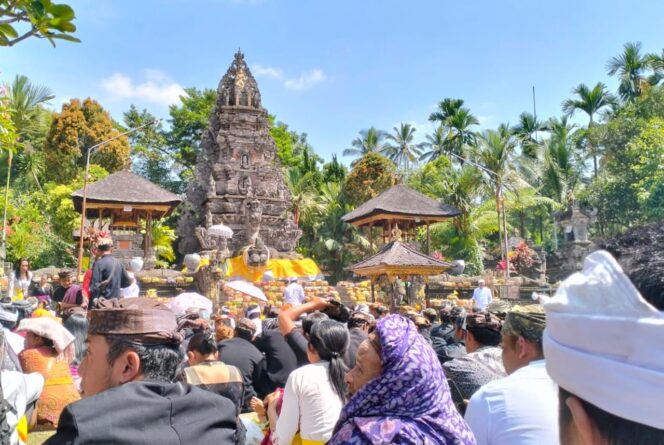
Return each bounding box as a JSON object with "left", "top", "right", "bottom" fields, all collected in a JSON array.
[{"left": 4, "top": 0, "right": 664, "bottom": 163}]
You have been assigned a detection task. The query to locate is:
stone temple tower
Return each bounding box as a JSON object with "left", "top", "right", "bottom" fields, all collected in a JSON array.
[{"left": 177, "top": 51, "right": 302, "bottom": 259}]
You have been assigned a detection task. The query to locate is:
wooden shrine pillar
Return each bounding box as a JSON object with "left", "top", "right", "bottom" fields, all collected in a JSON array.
[
  {"left": 368, "top": 222, "right": 374, "bottom": 254},
  {"left": 144, "top": 211, "right": 153, "bottom": 259},
  {"left": 426, "top": 222, "right": 431, "bottom": 254}
]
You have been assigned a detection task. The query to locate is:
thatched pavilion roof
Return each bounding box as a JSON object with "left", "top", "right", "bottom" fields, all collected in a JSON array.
[
  {"left": 342, "top": 184, "right": 460, "bottom": 227},
  {"left": 349, "top": 240, "right": 450, "bottom": 277},
  {"left": 71, "top": 170, "right": 182, "bottom": 217}
]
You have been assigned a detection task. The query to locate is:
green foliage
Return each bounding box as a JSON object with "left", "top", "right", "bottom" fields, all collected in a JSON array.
[
  {"left": 342, "top": 127, "right": 386, "bottom": 163},
  {"left": 0, "top": 0, "right": 80, "bottom": 47},
  {"left": 344, "top": 152, "right": 397, "bottom": 207},
  {"left": 124, "top": 106, "right": 183, "bottom": 193},
  {"left": 43, "top": 98, "right": 130, "bottom": 182},
  {"left": 167, "top": 87, "right": 216, "bottom": 173},
  {"left": 149, "top": 221, "right": 177, "bottom": 268}
]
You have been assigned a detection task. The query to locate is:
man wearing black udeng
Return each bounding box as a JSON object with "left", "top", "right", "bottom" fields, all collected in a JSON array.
[{"left": 89, "top": 234, "right": 130, "bottom": 308}]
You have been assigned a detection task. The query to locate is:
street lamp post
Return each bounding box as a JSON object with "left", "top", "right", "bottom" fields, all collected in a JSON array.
[{"left": 75, "top": 121, "right": 156, "bottom": 280}]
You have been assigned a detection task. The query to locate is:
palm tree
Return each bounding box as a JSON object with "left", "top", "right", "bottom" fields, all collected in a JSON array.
[
  {"left": 606, "top": 42, "right": 651, "bottom": 101},
  {"left": 511, "top": 112, "right": 545, "bottom": 159},
  {"left": 4, "top": 75, "right": 54, "bottom": 139},
  {"left": 428, "top": 98, "right": 464, "bottom": 123},
  {"left": 541, "top": 117, "right": 581, "bottom": 203},
  {"left": 15, "top": 142, "right": 45, "bottom": 190},
  {"left": 383, "top": 123, "right": 423, "bottom": 171},
  {"left": 285, "top": 169, "right": 324, "bottom": 226},
  {"left": 561, "top": 82, "right": 616, "bottom": 177},
  {"left": 429, "top": 98, "right": 479, "bottom": 164},
  {"left": 475, "top": 128, "right": 520, "bottom": 268},
  {"left": 343, "top": 127, "right": 386, "bottom": 162},
  {"left": 420, "top": 125, "right": 452, "bottom": 162}
]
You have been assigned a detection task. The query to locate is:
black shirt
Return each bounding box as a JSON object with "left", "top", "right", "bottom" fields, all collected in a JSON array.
[
  {"left": 44, "top": 381, "right": 239, "bottom": 444},
  {"left": 217, "top": 336, "right": 265, "bottom": 413},
  {"left": 89, "top": 254, "right": 130, "bottom": 306},
  {"left": 254, "top": 329, "right": 298, "bottom": 398},
  {"left": 52, "top": 286, "right": 66, "bottom": 303},
  {"left": 285, "top": 329, "right": 309, "bottom": 367},
  {"left": 347, "top": 328, "right": 368, "bottom": 369}
]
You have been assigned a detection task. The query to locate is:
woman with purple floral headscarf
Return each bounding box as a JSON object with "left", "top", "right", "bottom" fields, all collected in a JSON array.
[{"left": 328, "top": 314, "right": 476, "bottom": 445}]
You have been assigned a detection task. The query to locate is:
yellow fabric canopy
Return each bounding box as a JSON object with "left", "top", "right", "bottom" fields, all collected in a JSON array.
[{"left": 225, "top": 256, "right": 322, "bottom": 283}]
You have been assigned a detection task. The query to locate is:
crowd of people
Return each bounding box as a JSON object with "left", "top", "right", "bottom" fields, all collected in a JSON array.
[{"left": 0, "top": 245, "right": 663, "bottom": 444}]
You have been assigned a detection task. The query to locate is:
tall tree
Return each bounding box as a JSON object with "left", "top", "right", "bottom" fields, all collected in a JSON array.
[
  {"left": 420, "top": 125, "right": 452, "bottom": 162},
  {"left": 342, "top": 127, "right": 386, "bottom": 162},
  {"left": 542, "top": 117, "right": 581, "bottom": 203},
  {"left": 607, "top": 42, "right": 651, "bottom": 101},
  {"left": 43, "top": 98, "right": 131, "bottom": 182},
  {"left": 383, "top": 123, "right": 423, "bottom": 170},
  {"left": 511, "top": 112, "right": 545, "bottom": 159},
  {"left": 167, "top": 87, "right": 216, "bottom": 173},
  {"left": 0, "top": 0, "right": 79, "bottom": 47},
  {"left": 475, "top": 128, "right": 519, "bottom": 265},
  {"left": 344, "top": 152, "right": 397, "bottom": 207},
  {"left": 429, "top": 98, "right": 478, "bottom": 164},
  {"left": 561, "top": 82, "right": 616, "bottom": 177},
  {"left": 124, "top": 106, "right": 182, "bottom": 193}
]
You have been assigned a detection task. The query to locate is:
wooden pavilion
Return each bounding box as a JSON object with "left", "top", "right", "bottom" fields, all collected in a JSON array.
[
  {"left": 341, "top": 184, "right": 460, "bottom": 253},
  {"left": 72, "top": 171, "right": 182, "bottom": 269},
  {"left": 349, "top": 232, "right": 450, "bottom": 308}
]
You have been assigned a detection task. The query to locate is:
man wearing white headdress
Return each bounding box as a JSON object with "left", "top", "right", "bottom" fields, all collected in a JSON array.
[{"left": 543, "top": 250, "right": 664, "bottom": 445}]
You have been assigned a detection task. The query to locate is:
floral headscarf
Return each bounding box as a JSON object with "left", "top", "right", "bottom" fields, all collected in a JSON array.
[{"left": 328, "top": 315, "right": 476, "bottom": 445}]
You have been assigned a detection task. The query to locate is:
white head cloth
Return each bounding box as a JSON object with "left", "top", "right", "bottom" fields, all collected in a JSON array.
[
  {"left": 18, "top": 317, "right": 76, "bottom": 364},
  {"left": 543, "top": 250, "right": 664, "bottom": 429}
]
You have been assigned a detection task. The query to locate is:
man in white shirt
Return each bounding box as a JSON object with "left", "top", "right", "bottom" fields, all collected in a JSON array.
[
  {"left": 472, "top": 279, "right": 492, "bottom": 311},
  {"left": 283, "top": 278, "right": 305, "bottom": 307},
  {"left": 465, "top": 305, "right": 558, "bottom": 445}
]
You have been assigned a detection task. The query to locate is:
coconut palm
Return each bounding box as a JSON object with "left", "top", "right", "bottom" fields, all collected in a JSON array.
[
  {"left": 475, "top": 128, "right": 521, "bottom": 266},
  {"left": 342, "top": 127, "right": 386, "bottom": 162},
  {"left": 561, "top": 82, "right": 616, "bottom": 177},
  {"left": 383, "top": 123, "right": 423, "bottom": 171},
  {"left": 15, "top": 142, "right": 45, "bottom": 190},
  {"left": 511, "top": 112, "right": 545, "bottom": 159},
  {"left": 420, "top": 125, "right": 452, "bottom": 162},
  {"left": 606, "top": 42, "right": 652, "bottom": 101}
]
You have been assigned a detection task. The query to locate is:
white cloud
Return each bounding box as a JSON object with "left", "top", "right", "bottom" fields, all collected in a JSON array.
[
  {"left": 252, "top": 64, "right": 283, "bottom": 80},
  {"left": 284, "top": 69, "right": 326, "bottom": 91},
  {"left": 100, "top": 70, "right": 186, "bottom": 106}
]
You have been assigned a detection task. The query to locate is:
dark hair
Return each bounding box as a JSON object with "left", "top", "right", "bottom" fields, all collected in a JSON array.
[
  {"left": 187, "top": 332, "right": 217, "bottom": 356},
  {"left": 302, "top": 312, "right": 328, "bottom": 336},
  {"left": 467, "top": 325, "right": 502, "bottom": 346},
  {"left": 58, "top": 270, "right": 72, "bottom": 281},
  {"left": 235, "top": 326, "right": 254, "bottom": 341},
  {"left": 14, "top": 258, "right": 30, "bottom": 279},
  {"left": 375, "top": 306, "right": 388, "bottom": 317},
  {"left": 308, "top": 319, "right": 349, "bottom": 403},
  {"left": 347, "top": 317, "right": 369, "bottom": 330},
  {"left": 63, "top": 313, "right": 88, "bottom": 366},
  {"left": 559, "top": 387, "right": 664, "bottom": 444},
  {"left": 98, "top": 244, "right": 112, "bottom": 252},
  {"left": 105, "top": 335, "right": 182, "bottom": 382}
]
